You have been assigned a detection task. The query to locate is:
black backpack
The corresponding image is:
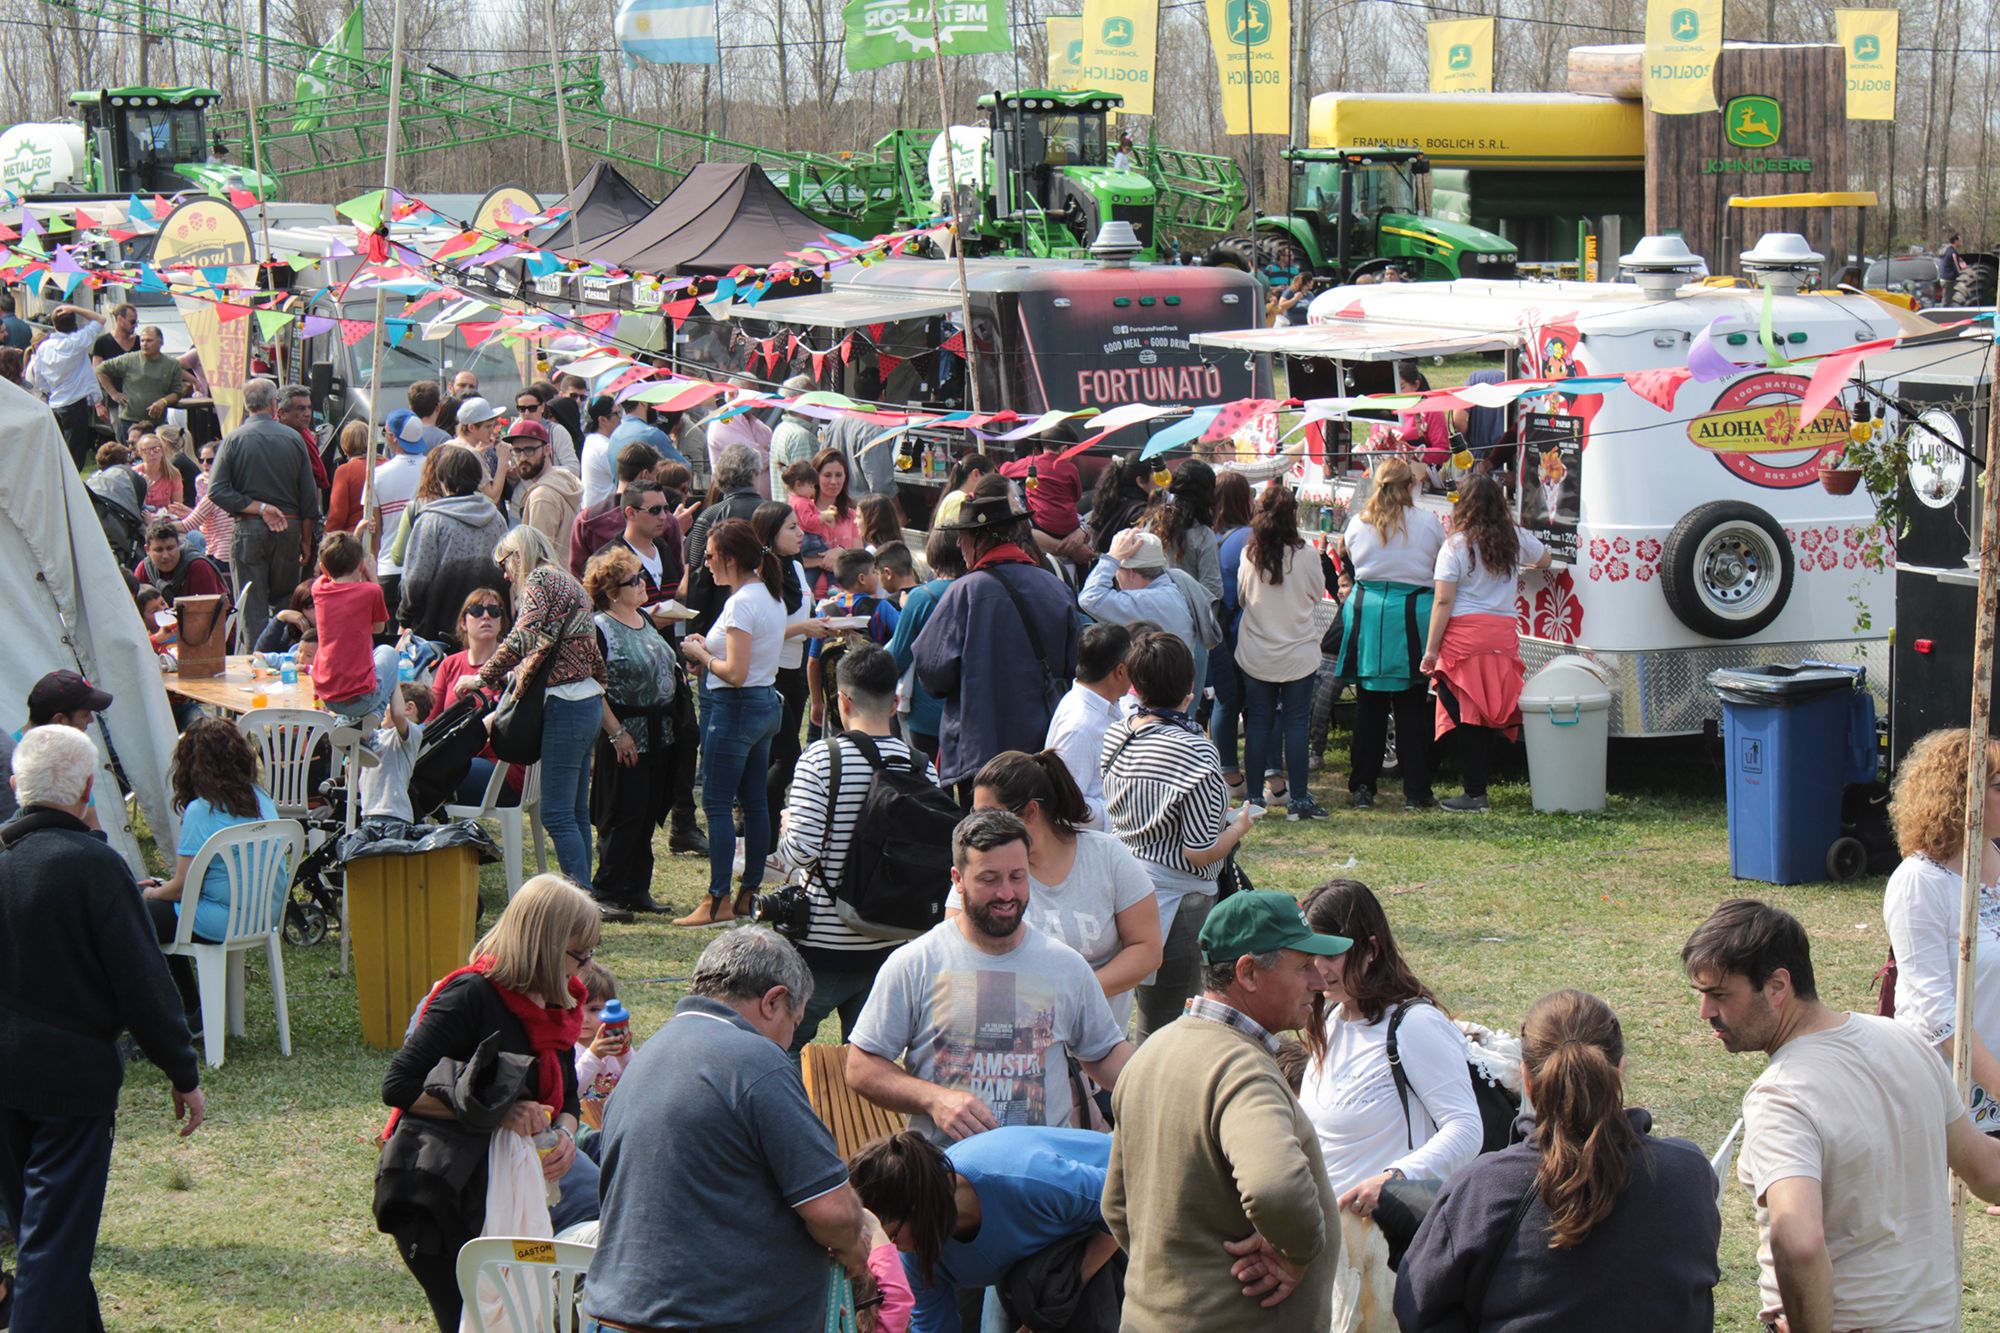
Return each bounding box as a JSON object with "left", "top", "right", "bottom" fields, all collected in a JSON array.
[
  {"left": 816, "top": 731, "right": 961, "bottom": 940},
  {"left": 1386, "top": 999, "right": 1523, "bottom": 1155}
]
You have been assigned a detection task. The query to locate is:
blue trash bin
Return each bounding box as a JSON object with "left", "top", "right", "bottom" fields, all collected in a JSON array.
[{"left": 1708, "top": 664, "right": 1872, "bottom": 884}]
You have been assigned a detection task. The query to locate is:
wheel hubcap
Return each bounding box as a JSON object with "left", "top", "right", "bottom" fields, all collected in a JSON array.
[{"left": 1699, "top": 526, "right": 1776, "bottom": 616}]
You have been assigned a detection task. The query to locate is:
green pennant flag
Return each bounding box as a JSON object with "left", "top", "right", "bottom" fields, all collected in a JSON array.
[
  {"left": 295, "top": 7, "right": 364, "bottom": 134},
  {"left": 256, "top": 308, "right": 296, "bottom": 339},
  {"left": 842, "top": 0, "right": 1010, "bottom": 70}
]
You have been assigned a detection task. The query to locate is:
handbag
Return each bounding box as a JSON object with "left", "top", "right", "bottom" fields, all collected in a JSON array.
[
  {"left": 1387, "top": 999, "right": 1522, "bottom": 1156},
  {"left": 487, "top": 606, "right": 585, "bottom": 766}
]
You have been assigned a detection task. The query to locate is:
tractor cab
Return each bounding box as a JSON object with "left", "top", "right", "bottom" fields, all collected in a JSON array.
[
  {"left": 67, "top": 88, "right": 267, "bottom": 197},
  {"left": 980, "top": 90, "right": 1155, "bottom": 258},
  {"left": 1285, "top": 148, "right": 1425, "bottom": 274}
]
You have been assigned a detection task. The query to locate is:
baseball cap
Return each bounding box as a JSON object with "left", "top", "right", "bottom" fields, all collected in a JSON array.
[
  {"left": 456, "top": 396, "right": 502, "bottom": 426},
  {"left": 384, "top": 409, "right": 428, "bottom": 452},
  {"left": 27, "top": 670, "right": 113, "bottom": 724},
  {"left": 1114, "top": 530, "right": 1169, "bottom": 573},
  {"left": 504, "top": 419, "right": 550, "bottom": 446},
  {"left": 1199, "top": 890, "right": 1352, "bottom": 965}
]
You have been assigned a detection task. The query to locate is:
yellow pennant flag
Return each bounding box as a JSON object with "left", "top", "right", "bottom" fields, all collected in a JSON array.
[
  {"left": 1643, "top": 0, "right": 1723, "bottom": 115},
  {"left": 1047, "top": 15, "right": 1085, "bottom": 90},
  {"left": 1078, "top": 0, "right": 1158, "bottom": 116},
  {"left": 1835, "top": 9, "right": 1898, "bottom": 120},
  {"left": 1427, "top": 18, "right": 1493, "bottom": 94},
  {"left": 1206, "top": 0, "right": 1289, "bottom": 137}
]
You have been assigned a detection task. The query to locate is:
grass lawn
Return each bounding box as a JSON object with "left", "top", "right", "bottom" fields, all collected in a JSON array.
[{"left": 21, "top": 729, "right": 2000, "bottom": 1329}]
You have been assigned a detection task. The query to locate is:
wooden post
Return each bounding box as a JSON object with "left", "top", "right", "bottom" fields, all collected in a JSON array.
[
  {"left": 1952, "top": 335, "right": 2000, "bottom": 1265},
  {"left": 924, "top": 0, "right": 983, "bottom": 413},
  {"left": 546, "top": 0, "right": 578, "bottom": 200},
  {"left": 359, "top": 0, "right": 409, "bottom": 562}
]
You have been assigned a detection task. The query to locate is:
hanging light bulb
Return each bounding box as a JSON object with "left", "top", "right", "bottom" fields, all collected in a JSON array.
[
  {"left": 1848, "top": 393, "right": 1875, "bottom": 444},
  {"left": 1152, "top": 462, "right": 1172, "bottom": 490}
]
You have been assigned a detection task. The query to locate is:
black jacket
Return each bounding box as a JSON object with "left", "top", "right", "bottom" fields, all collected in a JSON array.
[
  {"left": 0, "top": 806, "right": 200, "bottom": 1116},
  {"left": 1001, "top": 1229, "right": 1125, "bottom": 1333},
  {"left": 1393, "top": 1109, "right": 1720, "bottom": 1332},
  {"left": 374, "top": 1034, "right": 536, "bottom": 1258}
]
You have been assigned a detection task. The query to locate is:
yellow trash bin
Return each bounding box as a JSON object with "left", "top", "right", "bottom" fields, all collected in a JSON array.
[{"left": 347, "top": 846, "right": 481, "bottom": 1049}]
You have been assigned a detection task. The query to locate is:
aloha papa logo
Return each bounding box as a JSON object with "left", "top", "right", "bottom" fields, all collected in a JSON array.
[
  {"left": 1688, "top": 372, "right": 1848, "bottom": 489},
  {"left": 1852, "top": 33, "right": 1880, "bottom": 61},
  {"left": 1670, "top": 7, "right": 1699, "bottom": 40},
  {"left": 1448, "top": 42, "right": 1472, "bottom": 70},
  {"left": 1725, "top": 95, "right": 1781, "bottom": 149},
  {"left": 1224, "top": 0, "right": 1272, "bottom": 47},
  {"left": 1100, "top": 15, "right": 1134, "bottom": 46}
]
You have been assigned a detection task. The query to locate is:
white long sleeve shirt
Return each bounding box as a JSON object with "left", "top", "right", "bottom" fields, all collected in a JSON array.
[
  {"left": 1299, "top": 1000, "right": 1485, "bottom": 1194},
  {"left": 28, "top": 322, "right": 102, "bottom": 409}
]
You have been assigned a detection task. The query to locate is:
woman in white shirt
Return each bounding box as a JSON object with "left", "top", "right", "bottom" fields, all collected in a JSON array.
[
  {"left": 578, "top": 393, "right": 618, "bottom": 510},
  {"left": 1298, "top": 879, "right": 1483, "bottom": 1213},
  {"left": 1236, "top": 483, "right": 1332, "bottom": 820},
  {"left": 1334, "top": 457, "right": 1445, "bottom": 812},
  {"left": 677, "top": 517, "right": 788, "bottom": 928},
  {"left": 754, "top": 501, "right": 832, "bottom": 824},
  {"left": 1884, "top": 728, "right": 2000, "bottom": 1128},
  {"left": 1419, "top": 474, "right": 1552, "bottom": 813}
]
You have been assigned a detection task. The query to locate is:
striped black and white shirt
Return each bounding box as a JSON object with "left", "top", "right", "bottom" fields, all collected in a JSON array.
[
  {"left": 778, "top": 732, "right": 940, "bottom": 953},
  {"left": 1101, "top": 718, "right": 1229, "bottom": 880}
]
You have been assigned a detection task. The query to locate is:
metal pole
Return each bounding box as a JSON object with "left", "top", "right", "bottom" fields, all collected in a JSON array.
[
  {"left": 1952, "top": 336, "right": 2000, "bottom": 1266},
  {"left": 359, "top": 0, "right": 409, "bottom": 563},
  {"left": 927, "top": 0, "right": 984, "bottom": 413},
  {"left": 546, "top": 0, "right": 578, "bottom": 199},
  {"left": 240, "top": 2, "right": 275, "bottom": 273},
  {"left": 259, "top": 0, "right": 269, "bottom": 105}
]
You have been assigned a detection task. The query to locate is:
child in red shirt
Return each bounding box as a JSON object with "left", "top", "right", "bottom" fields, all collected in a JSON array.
[{"left": 310, "top": 531, "right": 399, "bottom": 723}]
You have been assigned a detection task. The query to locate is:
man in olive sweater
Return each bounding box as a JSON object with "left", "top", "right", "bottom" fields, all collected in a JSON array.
[
  {"left": 0, "top": 725, "right": 205, "bottom": 1332},
  {"left": 1103, "top": 891, "right": 1349, "bottom": 1331}
]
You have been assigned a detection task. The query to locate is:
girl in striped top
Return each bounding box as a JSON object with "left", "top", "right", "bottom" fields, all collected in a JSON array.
[{"left": 1102, "top": 630, "right": 1253, "bottom": 1042}]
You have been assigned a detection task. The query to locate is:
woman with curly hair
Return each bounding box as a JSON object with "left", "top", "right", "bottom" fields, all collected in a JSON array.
[
  {"left": 140, "top": 718, "right": 279, "bottom": 1029},
  {"left": 1419, "top": 473, "right": 1551, "bottom": 812},
  {"left": 1885, "top": 728, "right": 2000, "bottom": 1128},
  {"left": 1144, "top": 458, "right": 1223, "bottom": 601}
]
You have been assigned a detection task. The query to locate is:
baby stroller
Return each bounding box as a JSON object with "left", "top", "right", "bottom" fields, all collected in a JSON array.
[
  {"left": 284, "top": 753, "right": 359, "bottom": 948},
  {"left": 86, "top": 467, "right": 147, "bottom": 570}
]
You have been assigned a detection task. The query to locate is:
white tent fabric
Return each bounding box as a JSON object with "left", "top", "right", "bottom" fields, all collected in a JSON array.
[{"left": 0, "top": 379, "right": 180, "bottom": 870}]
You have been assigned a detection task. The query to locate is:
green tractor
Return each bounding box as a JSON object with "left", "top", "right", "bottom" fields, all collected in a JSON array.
[
  {"left": 0, "top": 87, "right": 272, "bottom": 199},
  {"left": 956, "top": 89, "right": 1158, "bottom": 259},
  {"left": 1205, "top": 146, "right": 1517, "bottom": 282}
]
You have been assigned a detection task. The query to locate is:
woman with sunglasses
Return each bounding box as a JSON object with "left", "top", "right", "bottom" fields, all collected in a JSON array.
[
  {"left": 379, "top": 874, "right": 602, "bottom": 1331},
  {"left": 425, "top": 589, "right": 523, "bottom": 808},
  {"left": 582, "top": 547, "right": 679, "bottom": 917}
]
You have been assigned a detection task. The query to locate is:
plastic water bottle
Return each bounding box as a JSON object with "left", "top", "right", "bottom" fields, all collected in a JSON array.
[
  {"left": 531, "top": 1126, "right": 564, "bottom": 1206},
  {"left": 279, "top": 660, "right": 297, "bottom": 687},
  {"left": 398, "top": 656, "right": 416, "bottom": 683}
]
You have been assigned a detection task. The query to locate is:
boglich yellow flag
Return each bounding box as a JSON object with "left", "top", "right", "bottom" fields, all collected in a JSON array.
[
  {"left": 1206, "top": 0, "right": 1290, "bottom": 136},
  {"left": 1427, "top": 18, "right": 1493, "bottom": 94},
  {"left": 1644, "top": 0, "right": 1723, "bottom": 114},
  {"left": 1079, "top": 0, "right": 1158, "bottom": 116},
  {"left": 1047, "top": 15, "right": 1085, "bottom": 90},
  {"left": 1835, "top": 9, "right": 1898, "bottom": 120}
]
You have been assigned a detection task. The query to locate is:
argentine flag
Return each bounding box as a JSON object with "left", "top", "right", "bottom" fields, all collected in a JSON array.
[{"left": 616, "top": 0, "right": 719, "bottom": 65}]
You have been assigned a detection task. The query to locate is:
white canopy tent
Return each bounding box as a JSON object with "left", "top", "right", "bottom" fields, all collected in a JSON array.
[{"left": 0, "top": 380, "right": 180, "bottom": 870}]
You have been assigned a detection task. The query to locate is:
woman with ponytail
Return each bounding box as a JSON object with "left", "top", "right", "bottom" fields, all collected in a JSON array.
[
  {"left": 1394, "top": 990, "right": 1721, "bottom": 1330},
  {"left": 958, "top": 750, "right": 1163, "bottom": 1027},
  {"left": 849, "top": 1127, "right": 1119, "bottom": 1332},
  {"left": 677, "top": 517, "right": 788, "bottom": 927}
]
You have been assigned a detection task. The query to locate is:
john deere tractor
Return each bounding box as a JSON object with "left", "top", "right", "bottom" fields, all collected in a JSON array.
[
  {"left": 961, "top": 89, "right": 1157, "bottom": 259},
  {"left": 1205, "top": 147, "right": 1517, "bottom": 282}
]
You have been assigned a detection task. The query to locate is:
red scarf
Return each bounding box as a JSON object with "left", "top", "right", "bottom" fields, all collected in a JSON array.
[
  {"left": 380, "top": 957, "right": 587, "bottom": 1142},
  {"left": 971, "top": 542, "right": 1038, "bottom": 571}
]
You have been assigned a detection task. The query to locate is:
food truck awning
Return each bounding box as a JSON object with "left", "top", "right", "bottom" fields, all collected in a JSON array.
[
  {"left": 1190, "top": 320, "right": 1521, "bottom": 361},
  {"left": 719, "top": 288, "right": 963, "bottom": 329}
]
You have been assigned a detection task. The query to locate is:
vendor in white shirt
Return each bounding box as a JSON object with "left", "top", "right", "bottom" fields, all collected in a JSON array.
[
  {"left": 1043, "top": 621, "right": 1135, "bottom": 830},
  {"left": 1297, "top": 879, "right": 1484, "bottom": 1213}
]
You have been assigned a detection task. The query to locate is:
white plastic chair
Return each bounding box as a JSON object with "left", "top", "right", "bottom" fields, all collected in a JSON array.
[
  {"left": 445, "top": 762, "right": 546, "bottom": 899},
  {"left": 236, "top": 708, "right": 337, "bottom": 820},
  {"left": 160, "top": 818, "right": 305, "bottom": 1068},
  {"left": 454, "top": 1236, "right": 594, "bottom": 1333},
  {"left": 1711, "top": 1117, "right": 1744, "bottom": 1209}
]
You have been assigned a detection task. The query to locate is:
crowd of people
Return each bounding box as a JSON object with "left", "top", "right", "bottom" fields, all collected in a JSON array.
[{"left": 17, "top": 348, "right": 2000, "bottom": 1333}]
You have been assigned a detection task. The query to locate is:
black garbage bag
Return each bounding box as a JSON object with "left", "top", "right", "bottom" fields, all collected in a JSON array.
[{"left": 338, "top": 816, "right": 502, "bottom": 864}]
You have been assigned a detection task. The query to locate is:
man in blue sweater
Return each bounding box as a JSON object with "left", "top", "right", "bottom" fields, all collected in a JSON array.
[{"left": 0, "top": 725, "right": 204, "bottom": 1332}]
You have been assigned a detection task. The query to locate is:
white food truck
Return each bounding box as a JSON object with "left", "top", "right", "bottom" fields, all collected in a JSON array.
[{"left": 1195, "top": 234, "right": 1978, "bottom": 735}]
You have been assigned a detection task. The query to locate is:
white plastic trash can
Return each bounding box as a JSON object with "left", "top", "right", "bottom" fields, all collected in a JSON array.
[{"left": 1518, "top": 655, "right": 1616, "bottom": 812}]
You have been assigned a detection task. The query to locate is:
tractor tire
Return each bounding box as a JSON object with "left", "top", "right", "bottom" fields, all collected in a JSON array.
[
  {"left": 1659, "top": 500, "right": 1795, "bottom": 640},
  {"left": 1953, "top": 259, "right": 1997, "bottom": 307},
  {"left": 1204, "top": 236, "right": 1262, "bottom": 272},
  {"left": 1257, "top": 233, "right": 1314, "bottom": 280}
]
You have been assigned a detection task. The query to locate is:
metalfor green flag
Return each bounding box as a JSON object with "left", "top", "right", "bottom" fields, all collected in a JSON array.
[
  {"left": 294, "top": 6, "right": 364, "bottom": 134},
  {"left": 843, "top": 0, "right": 1010, "bottom": 70}
]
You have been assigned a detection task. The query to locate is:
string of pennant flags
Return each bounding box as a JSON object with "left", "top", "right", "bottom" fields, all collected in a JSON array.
[{"left": 0, "top": 186, "right": 1991, "bottom": 460}]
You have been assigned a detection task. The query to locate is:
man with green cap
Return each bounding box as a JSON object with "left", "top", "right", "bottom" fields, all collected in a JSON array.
[{"left": 1102, "top": 890, "right": 1351, "bottom": 1331}]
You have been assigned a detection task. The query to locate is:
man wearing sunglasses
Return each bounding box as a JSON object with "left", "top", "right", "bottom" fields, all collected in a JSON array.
[
  {"left": 597, "top": 480, "right": 685, "bottom": 609},
  {"left": 504, "top": 419, "right": 583, "bottom": 552},
  {"left": 514, "top": 386, "right": 579, "bottom": 474}
]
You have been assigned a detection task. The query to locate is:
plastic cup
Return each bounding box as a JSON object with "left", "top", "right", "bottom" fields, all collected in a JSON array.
[{"left": 251, "top": 692, "right": 269, "bottom": 709}]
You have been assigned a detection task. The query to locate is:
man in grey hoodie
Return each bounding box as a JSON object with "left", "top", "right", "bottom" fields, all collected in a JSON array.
[{"left": 397, "top": 444, "right": 511, "bottom": 646}]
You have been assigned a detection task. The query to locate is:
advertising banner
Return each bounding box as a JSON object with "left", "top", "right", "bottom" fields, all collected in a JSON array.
[
  {"left": 1643, "top": 0, "right": 1724, "bottom": 115},
  {"left": 1205, "top": 0, "right": 1290, "bottom": 137},
  {"left": 1835, "top": 9, "right": 1898, "bottom": 120},
  {"left": 1078, "top": 0, "right": 1158, "bottom": 115},
  {"left": 1427, "top": 18, "right": 1494, "bottom": 94},
  {"left": 1047, "top": 15, "right": 1084, "bottom": 90},
  {"left": 152, "top": 198, "right": 255, "bottom": 433},
  {"left": 1520, "top": 411, "right": 1582, "bottom": 563},
  {"left": 843, "top": 0, "right": 1009, "bottom": 69}
]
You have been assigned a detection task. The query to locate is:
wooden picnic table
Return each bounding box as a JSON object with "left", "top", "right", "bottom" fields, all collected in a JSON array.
[{"left": 165, "top": 656, "right": 326, "bottom": 716}]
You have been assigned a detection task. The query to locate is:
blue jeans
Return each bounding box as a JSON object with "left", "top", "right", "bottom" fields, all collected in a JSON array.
[
  {"left": 1241, "top": 670, "right": 1316, "bottom": 802},
  {"left": 540, "top": 692, "right": 602, "bottom": 884},
  {"left": 700, "top": 683, "right": 782, "bottom": 900},
  {"left": 1209, "top": 641, "right": 1244, "bottom": 772},
  {"left": 452, "top": 756, "right": 522, "bottom": 809},
  {"left": 550, "top": 1143, "right": 601, "bottom": 1233},
  {"left": 786, "top": 951, "right": 892, "bottom": 1063},
  {"left": 322, "top": 644, "right": 399, "bottom": 722}
]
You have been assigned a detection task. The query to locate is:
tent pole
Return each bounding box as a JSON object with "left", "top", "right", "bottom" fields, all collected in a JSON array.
[
  {"left": 360, "top": 0, "right": 409, "bottom": 565},
  {"left": 1952, "top": 334, "right": 2000, "bottom": 1268},
  {"left": 926, "top": 0, "right": 984, "bottom": 414}
]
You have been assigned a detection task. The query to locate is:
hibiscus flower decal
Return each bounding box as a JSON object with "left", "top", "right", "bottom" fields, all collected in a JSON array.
[{"left": 1531, "top": 569, "right": 1584, "bottom": 642}]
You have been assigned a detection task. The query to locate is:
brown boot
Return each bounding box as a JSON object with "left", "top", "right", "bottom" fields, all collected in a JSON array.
[
  {"left": 732, "top": 886, "right": 756, "bottom": 921},
  {"left": 673, "top": 896, "right": 733, "bottom": 929}
]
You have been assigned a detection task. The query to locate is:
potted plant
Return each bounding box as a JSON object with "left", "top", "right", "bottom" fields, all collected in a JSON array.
[{"left": 1818, "top": 442, "right": 1864, "bottom": 495}]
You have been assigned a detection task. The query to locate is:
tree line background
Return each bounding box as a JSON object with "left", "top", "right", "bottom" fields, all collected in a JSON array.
[{"left": 1, "top": 0, "right": 1989, "bottom": 250}]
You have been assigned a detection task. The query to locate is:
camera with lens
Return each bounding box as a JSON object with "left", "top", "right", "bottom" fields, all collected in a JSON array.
[{"left": 753, "top": 880, "right": 813, "bottom": 940}]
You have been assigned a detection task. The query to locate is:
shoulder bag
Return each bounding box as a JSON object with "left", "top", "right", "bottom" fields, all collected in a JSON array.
[{"left": 487, "top": 604, "right": 586, "bottom": 765}]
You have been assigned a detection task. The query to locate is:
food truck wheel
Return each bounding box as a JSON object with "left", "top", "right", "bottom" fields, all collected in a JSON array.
[
  {"left": 1203, "top": 236, "right": 1262, "bottom": 272},
  {"left": 1660, "top": 501, "right": 1794, "bottom": 640}
]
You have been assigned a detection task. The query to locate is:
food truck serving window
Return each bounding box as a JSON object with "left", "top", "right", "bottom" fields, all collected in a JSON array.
[{"left": 1189, "top": 321, "right": 1519, "bottom": 361}]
